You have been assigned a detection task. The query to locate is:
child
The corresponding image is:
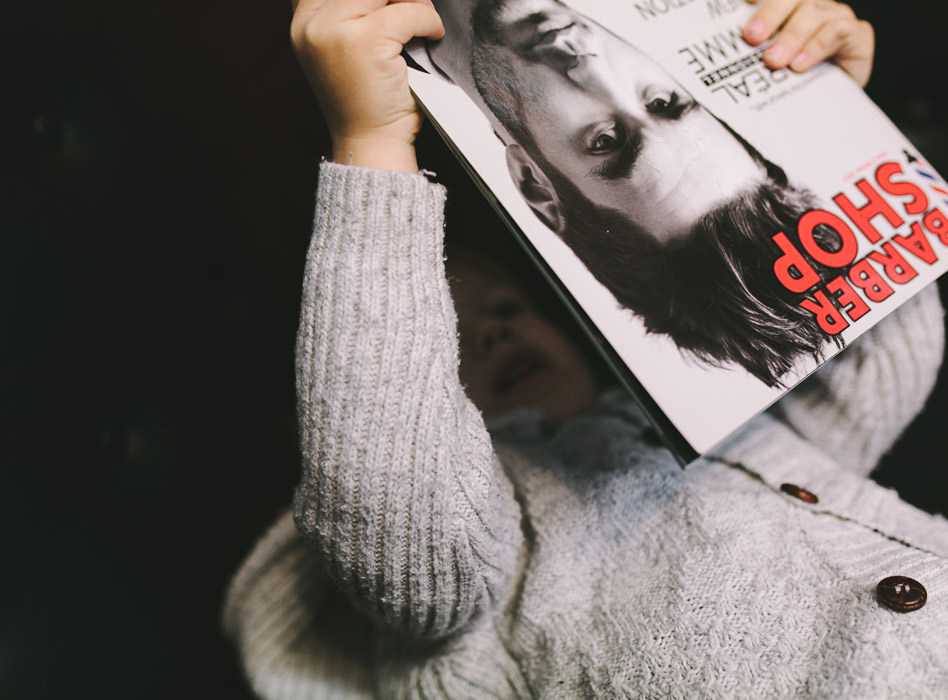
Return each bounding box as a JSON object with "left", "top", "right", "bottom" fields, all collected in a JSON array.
[{"left": 224, "top": 1, "right": 948, "bottom": 696}]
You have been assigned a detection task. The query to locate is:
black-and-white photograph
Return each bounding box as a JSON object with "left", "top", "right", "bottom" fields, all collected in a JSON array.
[{"left": 407, "top": 0, "right": 948, "bottom": 453}]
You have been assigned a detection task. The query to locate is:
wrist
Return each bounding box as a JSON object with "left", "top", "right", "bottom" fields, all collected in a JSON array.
[{"left": 331, "top": 136, "right": 419, "bottom": 174}]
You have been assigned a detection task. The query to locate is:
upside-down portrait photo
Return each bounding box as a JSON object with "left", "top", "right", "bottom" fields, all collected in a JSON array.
[{"left": 407, "top": 0, "right": 948, "bottom": 454}]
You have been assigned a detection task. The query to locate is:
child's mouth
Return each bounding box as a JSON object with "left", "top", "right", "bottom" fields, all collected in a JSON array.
[{"left": 494, "top": 348, "right": 551, "bottom": 396}]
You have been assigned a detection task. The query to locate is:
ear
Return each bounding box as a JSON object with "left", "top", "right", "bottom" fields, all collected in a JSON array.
[{"left": 505, "top": 144, "right": 565, "bottom": 235}]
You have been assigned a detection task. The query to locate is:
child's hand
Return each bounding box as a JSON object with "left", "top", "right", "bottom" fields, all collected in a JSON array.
[
  {"left": 742, "top": 0, "right": 874, "bottom": 87},
  {"left": 290, "top": 0, "right": 445, "bottom": 173}
]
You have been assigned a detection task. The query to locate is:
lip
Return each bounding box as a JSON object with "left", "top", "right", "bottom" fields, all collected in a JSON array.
[{"left": 492, "top": 345, "right": 552, "bottom": 396}]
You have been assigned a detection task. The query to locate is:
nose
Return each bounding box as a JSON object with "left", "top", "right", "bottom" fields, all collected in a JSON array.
[{"left": 567, "top": 56, "right": 650, "bottom": 128}]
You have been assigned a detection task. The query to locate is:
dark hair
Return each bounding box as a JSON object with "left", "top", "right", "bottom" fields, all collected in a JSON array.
[
  {"left": 470, "top": 0, "right": 543, "bottom": 150},
  {"left": 537, "top": 149, "right": 848, "bottom": 387},
  {"left": 469, "top": 4, "right": 845, "bottom": 386}
]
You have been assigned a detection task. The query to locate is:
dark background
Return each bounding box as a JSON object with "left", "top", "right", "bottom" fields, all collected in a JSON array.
[{"left": 2, "top": 2, "right": 947, "bottom": 697}]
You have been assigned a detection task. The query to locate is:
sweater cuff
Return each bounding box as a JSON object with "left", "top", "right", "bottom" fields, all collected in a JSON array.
[{"left": 316, "top": 160, "right": 445, "bottom": 224}]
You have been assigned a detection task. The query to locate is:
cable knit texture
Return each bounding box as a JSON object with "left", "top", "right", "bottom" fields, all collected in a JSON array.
[{"left": 225, "top": 162, "right": 948, "bottom": 699}]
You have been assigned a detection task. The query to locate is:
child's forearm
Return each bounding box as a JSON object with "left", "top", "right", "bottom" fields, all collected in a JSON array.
[{"left": 292, "top": 163, "right": 522, "bottom": 638}]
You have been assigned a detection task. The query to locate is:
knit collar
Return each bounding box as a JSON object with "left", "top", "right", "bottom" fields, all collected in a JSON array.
[{"left": 484, "top": 386, "right": 646, "bottom": 440}]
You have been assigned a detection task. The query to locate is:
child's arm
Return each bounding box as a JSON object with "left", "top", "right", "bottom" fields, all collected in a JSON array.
[
  {"left": 289, "top": 0, "right": 523, "bottom": 639},
  {"left": 773, "top": 285, "right": 944, "bottom": 475}
]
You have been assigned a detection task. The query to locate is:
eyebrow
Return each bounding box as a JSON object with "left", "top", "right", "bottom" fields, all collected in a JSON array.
[
  {"left": 513, "top": 12, "right": 550, "bottom": 47},
  {"left": 588, "top": 133, "right": 642, "bottom": 181}
]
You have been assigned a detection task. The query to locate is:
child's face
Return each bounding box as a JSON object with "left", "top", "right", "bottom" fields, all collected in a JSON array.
[{"left": 450, "top": 262, "right": 598, "bottom": 421}]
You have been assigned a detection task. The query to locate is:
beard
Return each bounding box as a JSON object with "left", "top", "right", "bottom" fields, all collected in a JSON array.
[
  {"left": 649, "top": 180, "right": 845, "bottom": 386},
  {"left": 552, "top": 171, "right": 845, "bottom": 387}
]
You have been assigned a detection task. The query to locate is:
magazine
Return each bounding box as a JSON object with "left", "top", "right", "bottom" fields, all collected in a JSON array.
[{"left": 406, "top": 0, "right": 948, "bottom": 463}]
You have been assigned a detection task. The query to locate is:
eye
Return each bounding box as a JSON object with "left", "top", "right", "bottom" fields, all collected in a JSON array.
[
  {"left": 645, "top": 91, "right": 678, "bottom": 114},
  {"left": 584, "top": 121, "right": 623, "bottom": 155},
  {"left": 491, "top": 297, "right": 525, "bottom": 320}
]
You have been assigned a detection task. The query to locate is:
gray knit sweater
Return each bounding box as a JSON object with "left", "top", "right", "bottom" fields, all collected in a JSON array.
[{"left": 224, "top": 162, "right": 948, "bottom": 699}]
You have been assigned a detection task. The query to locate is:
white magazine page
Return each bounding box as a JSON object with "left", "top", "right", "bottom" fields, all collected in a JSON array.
[{"left": 408, "top": 0, "right": 948, "bottom": 457}]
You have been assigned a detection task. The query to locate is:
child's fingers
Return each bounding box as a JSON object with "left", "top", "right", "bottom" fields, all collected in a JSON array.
[
  {"left": 292, "top": 0, "right": 435, "bottom": 55},
  {"left": 294, "top": 0, "right": 440, "bottom": 49},
  {"left": 760, "top": 1, "right": 856, "bottom": 69},
  {"left": 291, "top": 0, "right": 335, "bottom": 18},
  {"left": 787, "top": 18, "right": 874, "bottom": 85},
  {"left": 743, "top": 0, "right": 802, "bottom": 45},
  {"left": 305, "top": 0, "right": 432, "bottom": 24},
  {"left": 292, "top": 0, "right": 392, "bottom": 36},
  {"left": 366, "top": 1, "right": 445, "bottom": 44},
  {"left": 741, "top": 0, "right": 873, "bottom": 86},
  {"left": 288, "top": 0, "right": 443, "bottom": 145},
  {"left": 290, "top": 0, "right": 341, "bottom": 48}
]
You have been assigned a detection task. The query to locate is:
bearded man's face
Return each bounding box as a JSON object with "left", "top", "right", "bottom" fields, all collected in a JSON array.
[{"left": 470, "top": 0, "right": 766, "bottom": 243}]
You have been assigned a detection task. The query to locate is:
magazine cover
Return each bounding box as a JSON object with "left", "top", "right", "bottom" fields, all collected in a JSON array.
[{"left": 406, "top": 0, "right": 948, "bottom": 462}]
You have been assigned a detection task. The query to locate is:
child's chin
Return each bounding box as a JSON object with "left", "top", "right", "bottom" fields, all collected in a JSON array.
[{"left": 505, "top": 366, "right": 556, "bottom": 400}]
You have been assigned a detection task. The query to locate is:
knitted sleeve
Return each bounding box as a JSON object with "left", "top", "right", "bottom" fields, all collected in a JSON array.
[
  {"left": 774, "top": 283, "right": 945, "bottom": 476},
  {"left": 222, "top": 513, "right": 374, "bottom": 700},
  {"left": 292, "top": 162, "right": 523, "bottom": 639}
]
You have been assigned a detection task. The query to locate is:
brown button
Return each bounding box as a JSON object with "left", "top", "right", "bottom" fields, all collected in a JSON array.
[
  {"left": 877, "top": 576, "right": 927, "bottom": 612},
  {"left": 780, "top": 483, "right": 819, "bottom": 504}
]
